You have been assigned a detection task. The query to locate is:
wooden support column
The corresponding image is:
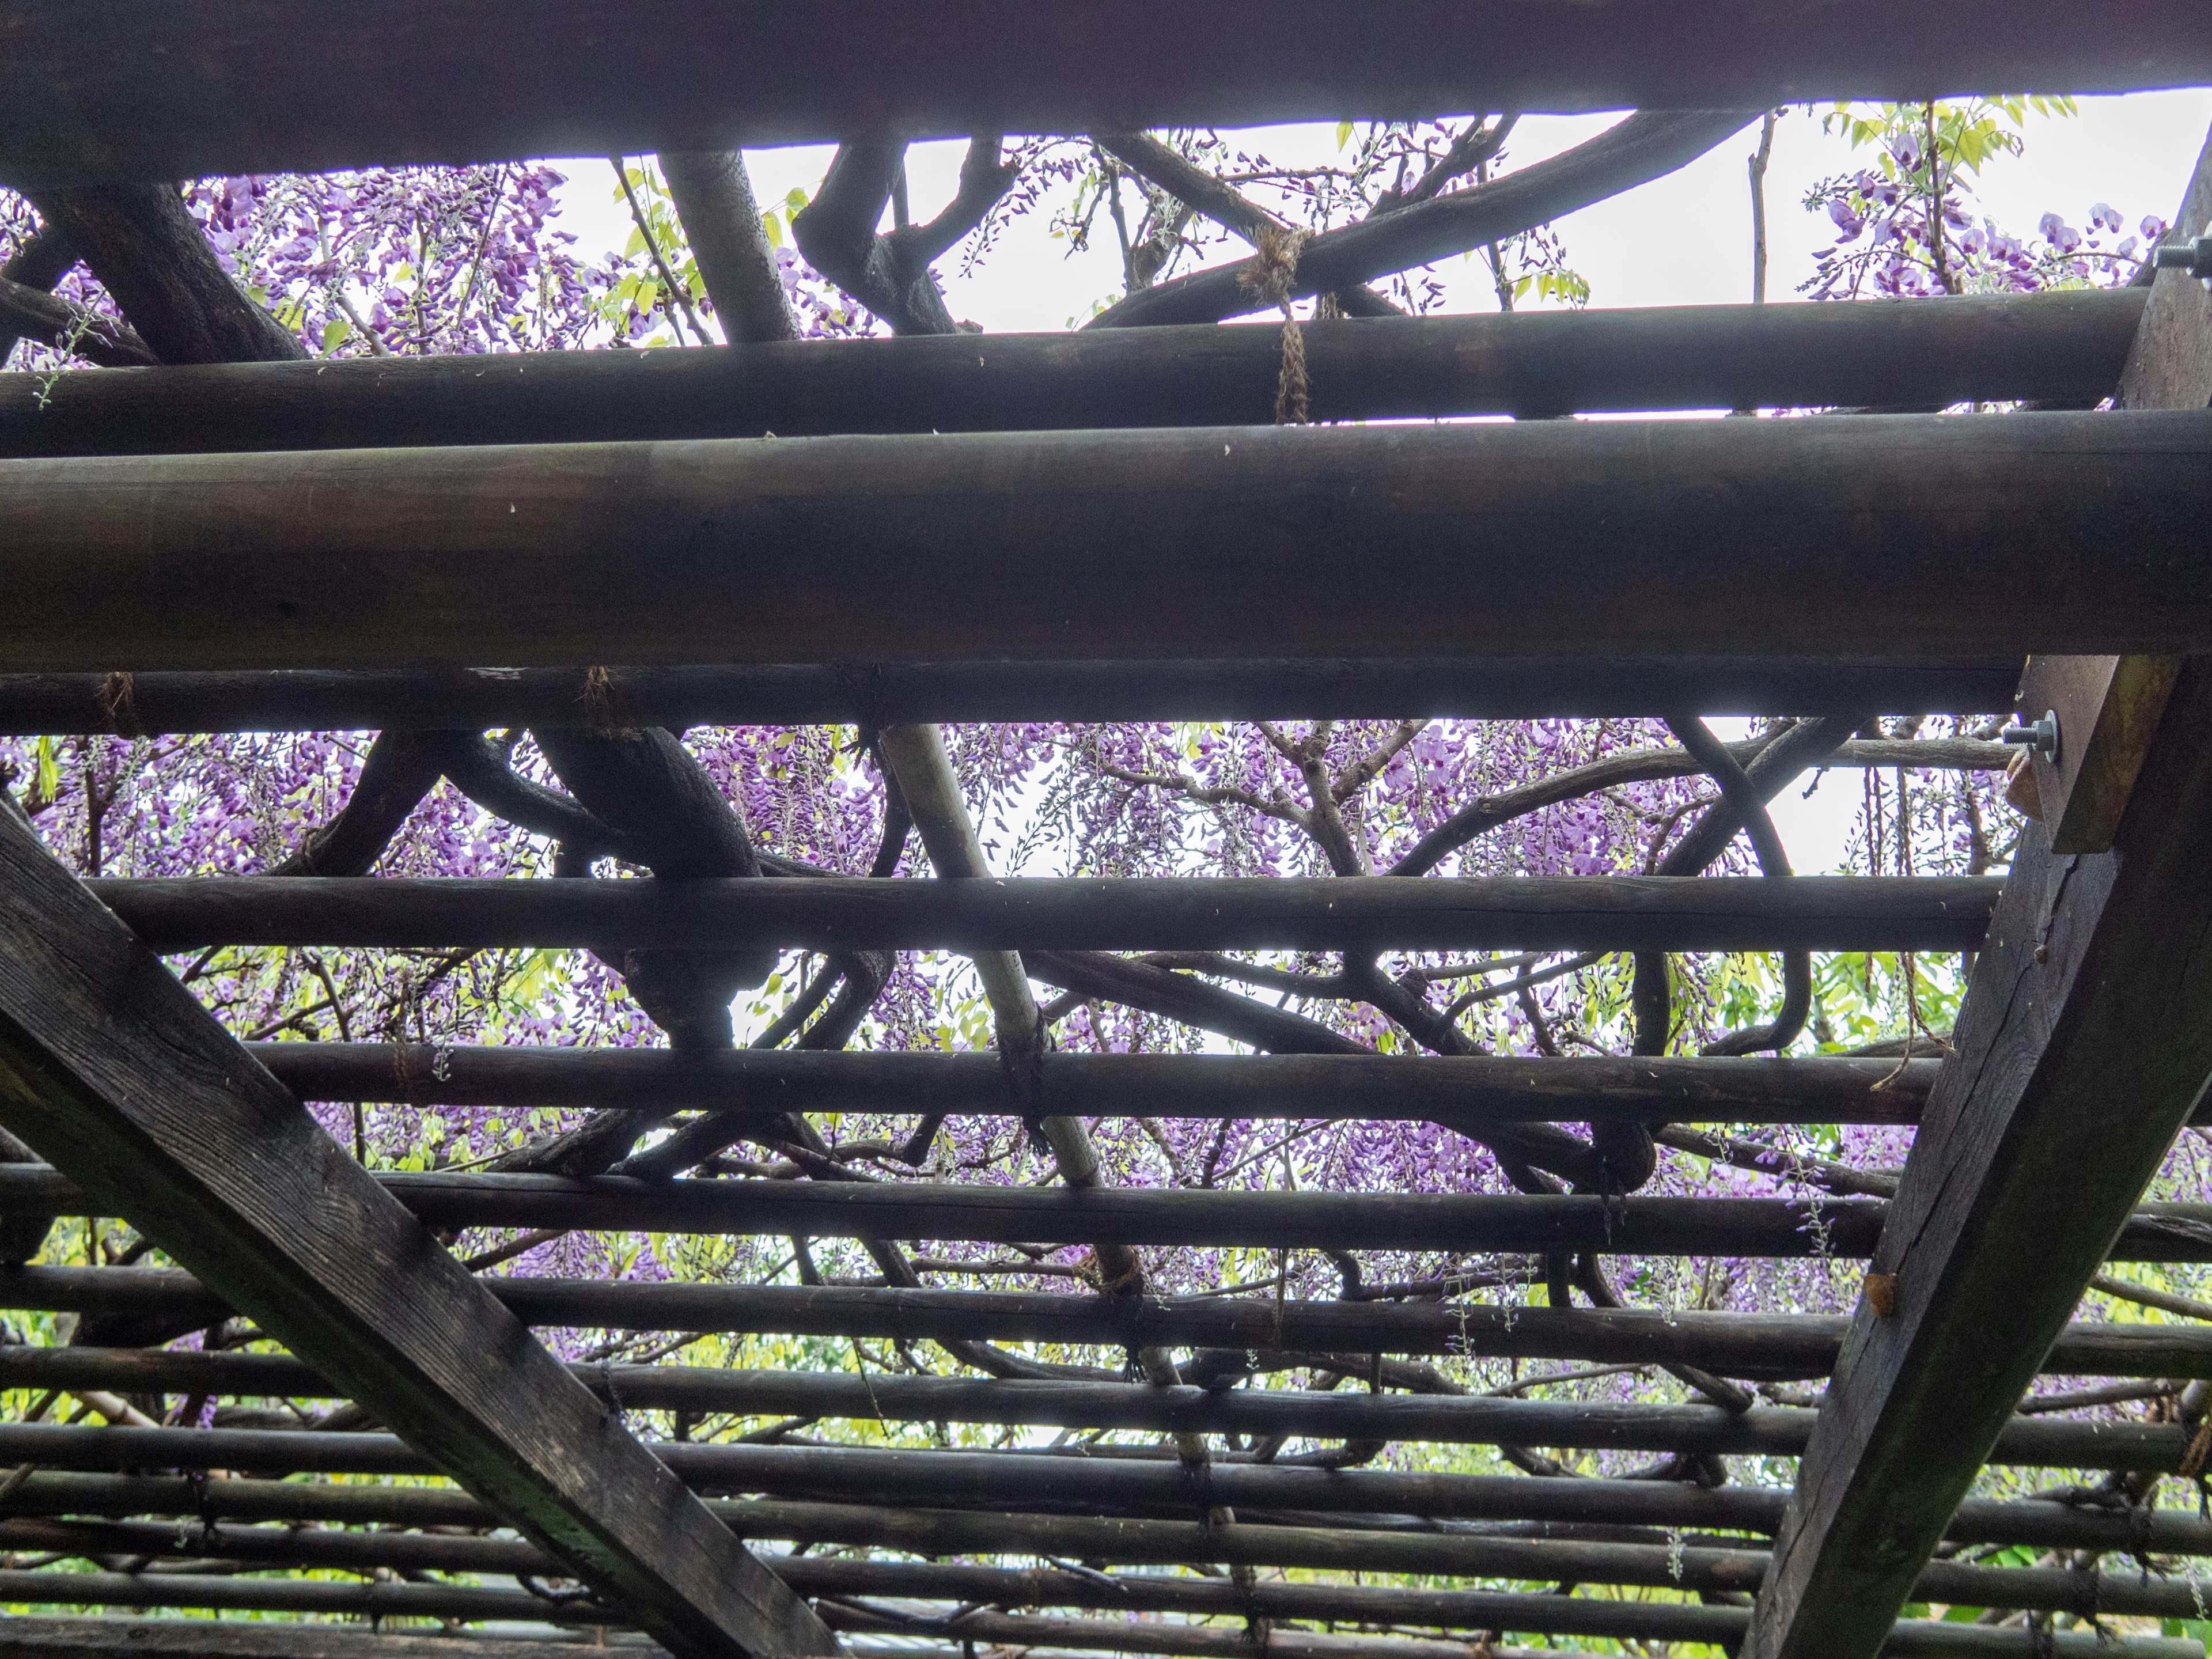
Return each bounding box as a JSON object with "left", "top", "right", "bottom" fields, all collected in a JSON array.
[
  {"left": 0, "top": 801, "right": 835, "bottom": 1658},
  {"left": 1743, "top": 661, "right": 2212, "bottom": 1659}
]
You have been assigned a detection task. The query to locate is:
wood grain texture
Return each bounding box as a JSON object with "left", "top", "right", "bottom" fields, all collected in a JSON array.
[
  {"left": 4, "top": 414, "right": 2211, "bottom": 672},
  {"left": 1745, "top": 659, "right": 2212, "bottom": 1659},
  {"left": 0, "top": 660, "right": 2030, "bottom": 736},
  {"left": 0, "top": 806, "right": 832, "bottom": 1658},
  {"left": 1, "top": 2, "right": 2206, "bottom": 186},
  {"left": 0, "top": 294, "right": 2144, "bottom": 458},
  {"left": 86, "top": 873, "right": 2003, "bottom": 954}
]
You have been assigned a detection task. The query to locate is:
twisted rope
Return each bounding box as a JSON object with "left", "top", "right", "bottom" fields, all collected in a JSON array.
[{"left": 1237, "top": 225, "right": 1312, "bottom": 425}]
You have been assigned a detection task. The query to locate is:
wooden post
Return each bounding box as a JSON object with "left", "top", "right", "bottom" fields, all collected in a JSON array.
[
  {"left": 1742, "top": 657, "right": 2212, "bottom": 1659},
  {"left": 0, "top": 801, "right": 835, "bottom": 1658}
]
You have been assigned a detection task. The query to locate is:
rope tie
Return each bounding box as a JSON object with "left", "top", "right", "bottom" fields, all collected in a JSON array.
[
  {"left": 1237, "top": 225, "right": 1312, "bottom": 425},
  {"left": 581, "top": 666, "right": 618, "bottom": 733},
  {"left": 97, "top": 672, "right": 142, "bottom": 738},
  {"left": 2181, "top": 1410, "right": 2212, "bottom": 1479}
]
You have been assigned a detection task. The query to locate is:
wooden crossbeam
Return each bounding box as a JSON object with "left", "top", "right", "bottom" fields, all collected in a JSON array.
[
  {"left": 1744, "top": 657, "right": 2212, "bottom": 1659},
  {"left": 0, "top": 293, "right": 2143, "bottom": 459},
  {"left": 0, "top": 1166, "right": 1923, "bottom": 1254},
  {"left": 86, "top": 873, "right": 2002, "bottom": 954},
  {"left": 0, "top": 1405, "right": 2194, "bottom": 1486},
  {"left": 0, "top": 662, "right": 2028, "bottom": 733},
  {"left": 8, "top": 1460, "right": 2209, "bottom": 1560},
  {"left": 241, "top": 1042, "right": 1944, "bottom": 1124},
  {"left": 0, "top": 2, "right": 2206, "bottom": 186},
  {"left": 4, "top": 414, "right": 2209, "bottom": 672},
  {"left": 0, "top": 805, "right": 832, "bottom": 1658},
  {"left": 9, "top": 1262, "right": 2212, "bottom": 1361}
]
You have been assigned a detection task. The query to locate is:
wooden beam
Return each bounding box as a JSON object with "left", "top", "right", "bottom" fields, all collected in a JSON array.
[
  {"left": 9, "top": 1259, "right": 2212, "bottom": 1360},
  {"left": 0, "top": 293, "right": 2145, "bottom": 459},
  {"left": 0, "top": 807, "right": 831, "bottom": 1656},
  {"left": 0, "top": 1166, "right": 1918, "bottom": 1255},
  {"left": 0, "top": 1404, "right": 2194, "bottom": 1487},
  {"left": 243, "top": 1041, "right": 1941, "bottom": 1123},
  {"left": 4, "top": 413, "right": 2209, "bottom": 672},
  {"left": 0, "top": 660, "right": 2029, "bottom": 735},
  {"left": 1743, "top": 656, "right": 2212, "bottom": 1659},
  {"left": 0, "top": 2, "right": 2206, "bottom": 187},
  {"left": 86, "top": 873, "right": 2002, "bottom": 954}
]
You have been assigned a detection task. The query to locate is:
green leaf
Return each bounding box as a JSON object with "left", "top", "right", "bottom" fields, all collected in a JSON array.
[
  {"left": 319, "top": 316, "right": 353, "bottom": 354},
  {"left": 762, "top": 210, "right": 782, "bottom": 249},
  {"left": 1336, "top": 119, "right": 1354, "bottom": 150}
]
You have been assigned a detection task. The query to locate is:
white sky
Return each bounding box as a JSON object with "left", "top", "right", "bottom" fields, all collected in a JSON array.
[{"left": 555, "top": 92, "right": 2212, "bottom": 873}]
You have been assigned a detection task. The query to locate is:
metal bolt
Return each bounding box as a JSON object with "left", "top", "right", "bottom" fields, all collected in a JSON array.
[
  {"left": 2152, "top": 234, "right": 2212, "bottom": 285},
  {"left": 2001, "top": 709, "right": 2060, "bottom": 763}
]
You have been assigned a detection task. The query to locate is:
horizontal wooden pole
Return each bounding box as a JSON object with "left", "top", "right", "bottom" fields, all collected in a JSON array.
[
  {"left": 10, "top": 1467, "right": 2205, "bottom": 1570},
  {"left": 248, "top": 1043, "right": 1942, "bottom": 1124},
  {"left": 7, "top": 414, "right": 2210, "bottom": 672},
  {"left": 7, "top": 1512, "right": 2207, "bottom": 1628},
  {"left": 0, "top": 1165, "right": 1902, "bottom": 1255},
  {"left": 0, "top": 295, "right": 2143, "bottom": 460},
  {"left": 0, "top": 1410, "right": 2184, "bottom": 1495},
  {"left": 6, "top": 1267, "right": 2209, "bottom": 1370},
  {"left": 0, "top": 659, "right": 2031, "bottom": 734},
  {"left": 2, "top": 2, "right": 2206, "bottom": 187},
  {"left": 90, "top": 874, "right": 2002, "bottom": 954}
]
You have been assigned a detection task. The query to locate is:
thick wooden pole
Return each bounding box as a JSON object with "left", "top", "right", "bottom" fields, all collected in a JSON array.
[
  {"left": 0, "top": 2, "right": 2206, "bottom": 186},
  {"left": 86, "top": 873, "right": 2002, "bottom": 953},
  {"left": 0, "top": 294, "right": 2143, "bottom": 459},
  {"left": 0, "top": 660, "right": 2028, "bottom": 734},
  {"left": 4, "top": 414, "right": 2209, "bottom": 672},
  {"left": 0, "top": 806, "right": 834, "bottom": 1657},
  {"left": 238, "top": 1041, "right": 1942, "bottom": 1124}
]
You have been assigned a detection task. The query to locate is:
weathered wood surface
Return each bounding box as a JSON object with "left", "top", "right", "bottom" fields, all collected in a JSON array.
[
  {"left": 0, "top": 293, "right": 2146, "bottom": 458},
  {"left": 6, "top": 414, "right": 2210, "bottom": 672},
  {"left": 8, "top": 1264, "right": 2211, "bottom": 1364},
  {"left": 10, "top": 1464, "right": 2210, "bottom": 1565},
  {"left": 6, "top": 1513, "right": 2210, "bottom": 1630},
  {"left": 88, "top": 873, "right": 2002, "bottom": 953},
  {"left": 0, "top": 1400, "right": 2192, "bottom": 1485},
  {"left": 0, "top": 1164, "right": 1907, "bottom": 1254},
  {"left": 1, "top": 2, "right": 2206, "bottom": 186},
  {"left": 244, "top": 1041, "right": 1940, "bottom": 1124},
  {"left": 1745, "top": 658, "right": 2212, "bottom": 1659},
  {"left": 0, "top": 806, "right": 831, "bottom": 1657},
  {"left": 0, "top": 1616, "right": 643, "bottom": 1659},
  {"left": 0, "top": 660, "right": 2029, "bottom": 734}
]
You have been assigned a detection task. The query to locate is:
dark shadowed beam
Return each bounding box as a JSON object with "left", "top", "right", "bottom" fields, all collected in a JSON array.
[
  {"left": 1744, "top": 659, "right": 2212, "bottom": 1659},
  {"left": 0, "top": 660, "right": 2028, "bottom": 736},
  {"left": 0, "top": 808, "right": 830, "bottom": 1656},
  {"left": 87, "top": 873, "right": 2001, "bottom": 954},
  {"left": 0, "top": 293, "right": 2144, "bottom": 459},
  {"left": 0, "top": 2, "right": 2206, "bottom": 186},
  {"left": 9, "top": 1260, "right": 2212, "bottom": 1362},
  {"left": 5, "top": 413, "right": 2208, "bottom": 673}
]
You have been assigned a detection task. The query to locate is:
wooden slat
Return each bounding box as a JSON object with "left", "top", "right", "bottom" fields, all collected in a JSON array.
[
  {"left": 4, "top": 414, "right": 2210, "bottom": 672},
  {"left": 0, "top": 661, "right": 2029, "bottom": 734},
  {"left": 241, "top": 1042, "right": 1942, "bottom": 1123},
  {"left": 0, "top": 294, "right": 2145, "bottom": 459},
  {"left": 86, "top": 873, "right": 2002, "bottom": 953},
  {"left": 1743, "top": 656, "right": 2212, "bottom": 1659},
  {"left": 0, "top": 806, "right": 832, "bottom": 1658},
  {"left": 1, "top": 2, "right": 2206, "bottom": 187}
]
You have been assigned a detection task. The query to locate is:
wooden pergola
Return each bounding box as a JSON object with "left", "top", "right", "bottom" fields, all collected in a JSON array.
[{"left": 1, "top": 13, "right": 2211, "bottom": 1659}]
